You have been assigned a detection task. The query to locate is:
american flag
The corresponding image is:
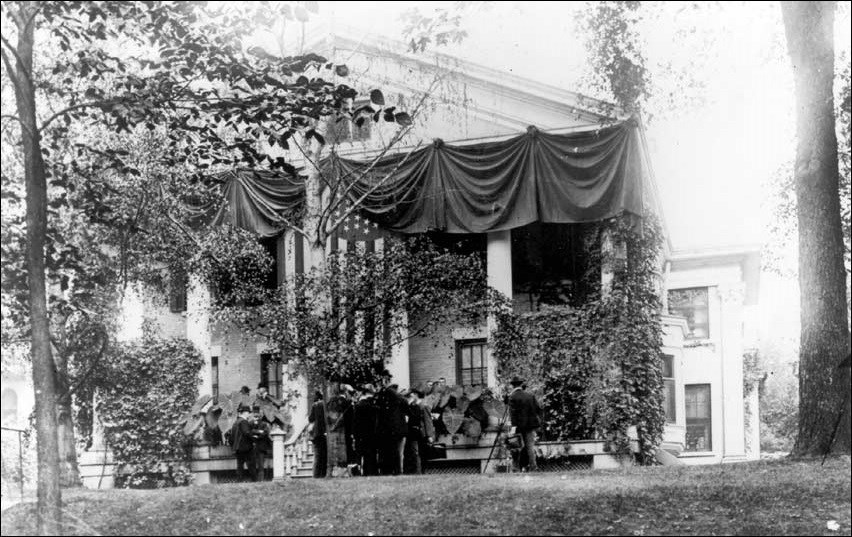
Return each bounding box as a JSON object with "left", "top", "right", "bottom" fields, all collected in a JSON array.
[{"left": 330, "top": 205, "right": 394, "bottom": 244}]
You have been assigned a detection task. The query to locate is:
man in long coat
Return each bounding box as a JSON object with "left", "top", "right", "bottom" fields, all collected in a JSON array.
[
  {"left": 376, "top": 376, "right": 408, "bottom": 475},
  {"left": 308, "top": 391, "right": 327, "bottom": 478},
  {"left": 508, "top": 376, "right": 542, "bottom": 472},
  {"left": 229, "top": 405, "right": 256, "bottom": 481},
  {"left": 352, "top": 384, "right": 380, "bottom": 476}
]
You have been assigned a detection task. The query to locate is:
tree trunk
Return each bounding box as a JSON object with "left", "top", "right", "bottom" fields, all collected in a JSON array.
[
  {"left": 54, "top": 349, "right": 82, "bottom": 487},
  {"left": 781, "top": 0, "right": 852, "bottom": 456},
  {"left": 56, "top": 402, "right": 81, "bottom": 487},
  {"left": 11, "top": 4, "right": 63, "bottom": 532}
]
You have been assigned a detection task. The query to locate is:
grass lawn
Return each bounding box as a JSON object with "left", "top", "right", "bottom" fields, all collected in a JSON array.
[{"left": 2, "top": 457, "right": 850, "bottom": 536}]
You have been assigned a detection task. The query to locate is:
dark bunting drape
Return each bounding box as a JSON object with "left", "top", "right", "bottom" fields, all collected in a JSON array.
[
  {"left": 328, "top": 120, "right": 644, "bottom": 234},
  {"left": 187, "top": 169, "right": 307, "bottom": 238},
  {"left": 193, "top": 120, "right": 644, "bottom": 237}
]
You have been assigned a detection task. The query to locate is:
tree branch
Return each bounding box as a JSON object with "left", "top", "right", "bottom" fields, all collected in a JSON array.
[
  {"left": 0, "top": 45, "right": 32, "bottom": 138},
  {"left": 0, "top": 31, "right": 33, "bottom": 88}
]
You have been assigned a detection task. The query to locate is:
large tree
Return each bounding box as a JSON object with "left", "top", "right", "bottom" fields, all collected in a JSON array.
[
  {"left": 781, "top": 0, "right": 851, "bottom": 456},
  {"left": 1, "top": 2, "right": 411, "bottom": 532}
]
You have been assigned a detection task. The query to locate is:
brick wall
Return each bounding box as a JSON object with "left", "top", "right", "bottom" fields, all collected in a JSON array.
[
  {"left": 141, "top": 293, "right": 187, "bottom": 340},
  {"left": 210, "top": 324, "right": 268, "bottom": 395},
  {"left": 408, "top": 319, "right": 457, "bottom": 387}
]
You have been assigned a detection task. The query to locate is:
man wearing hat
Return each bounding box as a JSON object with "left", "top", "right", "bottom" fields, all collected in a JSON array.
[
  {"left": 508, "top": 376, "right": 542, "bottom": 472},
  {"left": 229, "top": 405, "right": 257, "bottom": 481},
  {"left": 404, "top": 388, "right": 435, "bottom": 474},
  {"left": 376, "top": 373, "right": 408, "bottom": 475},
  {"left": 249, "top": 405, "right": 272, "bottom": 480},
  {"left": 352, "top": 383, "right": 379, "bottom": 476}
]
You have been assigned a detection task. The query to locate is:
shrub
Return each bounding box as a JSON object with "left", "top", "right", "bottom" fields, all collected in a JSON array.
[{"left": 98, "top": 330, "right": 203, "bottom": 488}]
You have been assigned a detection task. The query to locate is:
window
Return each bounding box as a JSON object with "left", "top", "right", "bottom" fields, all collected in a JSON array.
[
  {"left": 168, "top": 267, "right": 188, "bottom": 313},
  {"left": 662, "top": 354, "right": 676, "bottom": 424},
  {"left": 511, "top": 222, "right": 596, "bottom": 311},
  {"left": 456, "top": 339, "right": 487, "bottom": 387},
  {"left": 211, "top": 356, "right": 219, "bottom": 400},
  {"left": 685, "top": 384, "right": 712, "bottom": 452},
  {"left": 667, "top": 287, "right": 710, "bottom": 339},
  {"left": 325, "top": 114, "right": 373, "bottom": 144},
  {"left": 260, "top": 353, "right": 282, "bottom": 399},
  {"left": 259, "top": 236, "right": 279, "bottom": 291}
]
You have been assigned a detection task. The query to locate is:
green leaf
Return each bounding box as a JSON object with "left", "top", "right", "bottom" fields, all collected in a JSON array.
[
  {"left": 370, "top": 89, "right": 385, "bottom": 106},
  {"left": 394, "top": 112, "right": 413, "bottom": 127}
]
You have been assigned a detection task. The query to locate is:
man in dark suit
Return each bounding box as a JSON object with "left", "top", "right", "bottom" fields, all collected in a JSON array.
[
  {"left": 308, "top": 390, "right": 327, "bottom": 478},
  {"left": 508, "top": 376, "right": 542, "bottom": 472},
  {"left": 376, "top": 373, "right": 408, "bottom": 475},
  {"left": 352, "top": 383, "right": 380, "bottom": 476},
  {"left": 404, "top": 388, "right": 435, "bottom": 474},
  {"left": 249, "top": 406, "right": 271, "bottom": 480},
  {"left": 229, "top": 405, "right": 256, "bottom": 481}
]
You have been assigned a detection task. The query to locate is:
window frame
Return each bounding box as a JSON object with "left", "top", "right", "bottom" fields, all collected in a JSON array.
[
  {"left": 260, "top": 352, "right": 283, "bottom": 399},
  {"left": 455, "top": 339, "right": 488, "bottom": 388},
  {"left": 211, "top": 356, "right": 219, "bottom": 401},
  {"left": 684, "top": 383, "right": 712, "bottom": 452},
  {"left": 325, "top": 101, "right": 374, "bottom": 145},
  {"left": 662, "top": 354, "right": 676, "bottom": 424},
  {"left": 667, "top": 286, "right": 711, "bottom": 340},
  {"left": 168, "top": 267, "right": 188, "bottom": 313}
]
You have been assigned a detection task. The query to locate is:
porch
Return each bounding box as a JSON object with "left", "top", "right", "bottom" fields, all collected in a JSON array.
[{"left": 78, "top": 424, "right": 646, "bottom": 488}]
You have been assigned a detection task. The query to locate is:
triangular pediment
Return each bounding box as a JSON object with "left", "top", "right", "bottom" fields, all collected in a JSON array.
[{"left": 298, "top": 24, "right": 625, "bottom": 145}]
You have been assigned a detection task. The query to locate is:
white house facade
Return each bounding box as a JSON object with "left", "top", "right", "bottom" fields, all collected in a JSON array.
[{"left": 74, "top": 31, "right": 761, "bottom": 486}]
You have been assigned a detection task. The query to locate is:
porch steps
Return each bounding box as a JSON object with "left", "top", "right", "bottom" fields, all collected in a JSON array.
[{"left": 291, "top": 451, "right": 315, "bottom": 478}]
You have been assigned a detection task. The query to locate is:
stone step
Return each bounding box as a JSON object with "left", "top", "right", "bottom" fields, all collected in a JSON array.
[{"left": 291, "top": 466, "right": 315, "bottom": 478}]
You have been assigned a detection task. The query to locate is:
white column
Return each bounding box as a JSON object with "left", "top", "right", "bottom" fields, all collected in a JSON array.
[
  {"left": 279, "top": 229, "right": 310, "bottom": 438},
  {"left": 284, "top": 362, "right": 309, "bottom": 436},
  {"left": 387, "top": 311, "right": 410, "bottom": 389},
  {"left": 376, "top": 238, "right": 410, "bottom": 389},
  {"left": 271, "top": 427, "right": 287, "bottom": 480},
  {"left": 744, "top": 377, "right": 761, "bottom": 460},
  {"left": 90, "top": 388, "right": 106, "bottom": 450},
  {"left": 601, "top": 228, "right": 614, "bottom": 296},
  {"left": 187, "top": 274, "right": 213, "bottom": 396},
  {"left": 718, "top": 283, "right": 747, "bottom": 461},
  {"left": 486, "top": 230, "right": 513, "bottom": 388}
]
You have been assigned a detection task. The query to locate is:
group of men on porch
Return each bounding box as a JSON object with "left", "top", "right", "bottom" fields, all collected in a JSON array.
[
  {"left": 307, "top": 370, "right": 437, "bottom": 478},
  {"left": 305, "top": 372, "right": 542, "bottom": 478},
  {"left": 228, "top": 372, "right": 543, "bottom": 480},
  {"left": 228, "top": 384, "right": 284, "bottom": 482}
]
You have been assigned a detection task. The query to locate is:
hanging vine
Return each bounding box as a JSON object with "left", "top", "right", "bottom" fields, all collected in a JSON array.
[
  {"left": 493, "top": 212, "right": 665, "bottom": 463},
  {"left": 98, "top": 326, "right": 203, "bottom": 488}
]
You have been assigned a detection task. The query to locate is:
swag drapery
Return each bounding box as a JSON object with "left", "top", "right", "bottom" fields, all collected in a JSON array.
[{"left": 201, "top": 120, "right": 645, "bottom": 237}]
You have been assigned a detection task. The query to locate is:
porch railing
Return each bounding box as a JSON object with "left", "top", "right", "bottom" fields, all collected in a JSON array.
[{"left": 281, "top": 421, "right": 312, "bottom": 477}]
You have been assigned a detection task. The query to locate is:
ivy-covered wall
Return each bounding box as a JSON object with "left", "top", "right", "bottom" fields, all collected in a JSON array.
[
  {"left": 492, "top": 213, "right": 666, "bottom": 463},
  {"left": 98, "top": 329, "right": 203, "bottom": 488}
]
